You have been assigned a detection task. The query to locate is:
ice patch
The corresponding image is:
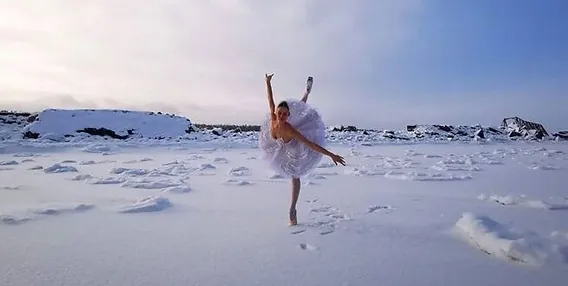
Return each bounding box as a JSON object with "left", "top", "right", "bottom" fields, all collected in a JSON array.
[
  {"left": 317, "top": 162, "right": 336, "bottom": 168},
  {"left": 480, "top": 194, "right": 568, "bottom": 210},
  {"left": 385, "top": 171, "right": 472, "bottom": 181},
  {"left": 110, "top": 167, "right": 150, "bottom": 176},
  {"left": 119, "top": 196, "right": 172, "bottom": 213},
  {"left": 431, "top": 164, "right": 481, "bottom": 172},
  {"left": 122, "top": 178, "right": 181, "bottom": 189},
  {"left": 44, "top": 163, "right": 78, "bottom": 173},
  {"left": 83, "top": 144, "right": 115, "bottom": 154},
  {"left": 188, "top": 154, "right": 205, "bottom": 160},
  {"left": 345, "top": 167, "right": 386, "bottom": 177},
  {"left": 528, "top": 164, "right": 561, "bottom": 171},
  {"left": 228, "top": 166, "right": 251, "bottom": 176},
  {"left": 162, "top": 186, "right": 193, "bottom": 193},
  {"left": 87, "top": 177, "right": 127, "bottom": 185},
  {"left": 12, "top": 153, "right": 40, "bottom": 158},
  {"left": 197, "top": 163, "right": 216, "bottom": 171},
  {"left": 268, "top": 172, "right": 285, "bottom": 179},
  {"left": 424, "top": 154, "right": 443, "bottom": 158}
]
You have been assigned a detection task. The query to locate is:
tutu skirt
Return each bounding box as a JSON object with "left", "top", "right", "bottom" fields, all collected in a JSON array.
[{"left": 259, "top": 99, "right": 327, "bottom": 178}]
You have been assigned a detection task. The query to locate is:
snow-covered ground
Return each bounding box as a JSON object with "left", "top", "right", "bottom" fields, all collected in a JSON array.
[{"left": 1, "top": 139, "right": 567, "bottom": 286}]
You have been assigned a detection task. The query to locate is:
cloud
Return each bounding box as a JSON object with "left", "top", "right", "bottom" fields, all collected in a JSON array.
[{"left": 0, "top": 0, "right": 423, "bottom": 124}]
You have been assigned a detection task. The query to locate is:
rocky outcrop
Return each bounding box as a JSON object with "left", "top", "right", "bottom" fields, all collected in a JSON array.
[
  {"left": 500, "top": 117, "right": 549, "bottom": 140},
  {"left": 553, "top": 131, "right": 568, "bottom": 141},
  {"left": 404, "top": 124, "right": 505, "bottom": 141}
]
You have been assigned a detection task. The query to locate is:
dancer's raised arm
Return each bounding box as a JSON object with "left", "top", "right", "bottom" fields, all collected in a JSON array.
[
  {"left": 265, "top": 73, "right": 275, "bottom": 117},
  {"left": 284, "top": 123, "right": 346, "bottom": 166}
]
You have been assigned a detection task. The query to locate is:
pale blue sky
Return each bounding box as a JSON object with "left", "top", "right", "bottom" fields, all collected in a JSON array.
[{"left": 0, "top": 1, "right": 566, "bottom": 131}]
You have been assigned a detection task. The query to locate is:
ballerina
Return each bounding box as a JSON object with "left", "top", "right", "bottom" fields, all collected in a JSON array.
[{"left": 259, "top": 73, "right": 345, "bottom": 226}]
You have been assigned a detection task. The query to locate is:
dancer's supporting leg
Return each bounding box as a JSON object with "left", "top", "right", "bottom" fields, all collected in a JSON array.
[{"left": 289, "top": 177, "right": 301, "bottom": 225}]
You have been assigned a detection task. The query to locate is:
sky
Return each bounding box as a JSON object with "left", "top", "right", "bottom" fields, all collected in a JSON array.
[{"left": 0, "top": 0, "right": 567, "bottom": 131}]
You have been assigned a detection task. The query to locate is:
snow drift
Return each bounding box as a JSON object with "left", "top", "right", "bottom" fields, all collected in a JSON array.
[{"left": 21, "top": 109, "right": 194, "bottom": 140}]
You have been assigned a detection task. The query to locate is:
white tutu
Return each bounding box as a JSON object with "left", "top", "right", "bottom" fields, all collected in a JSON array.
[{"left": 259, "top": 99, "right": 327, "bottom": 178}]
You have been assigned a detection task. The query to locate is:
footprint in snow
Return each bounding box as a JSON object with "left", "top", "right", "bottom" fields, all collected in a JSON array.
[
  {"left": 213, "top": 157, "right": 230, "bottom": 164},
  {"left": 298, "top": 243, "right": 318, "bottom": 251},
  {"left": 225, "top": 179, "right": 253, "bottom": 186},
  {"left": 367, "top": 205, "right": 394, "bottom": 213},
  {"left": 44, "top": 163, "right": 78, "bottom": 174},
  {"left": 119, "top": 196, "right": 172, "bottom": 214}
]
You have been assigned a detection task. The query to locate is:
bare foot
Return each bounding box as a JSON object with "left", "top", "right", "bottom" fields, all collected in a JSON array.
[{"left": 289, "top": 209, "right": 297, "bottom": 226}]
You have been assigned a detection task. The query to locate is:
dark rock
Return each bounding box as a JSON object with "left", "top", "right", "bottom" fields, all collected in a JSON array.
[
  {"left": 509, "top": 131, "right": 522, "bottom": 138},
  {"left": 212, "top": 130, "right": 221, "bottom": 136},
  {"left": 475, "top": 129, "right": 485, "bottom": 139},
  {"left": 23, "top": 131, "right": 39, "bottom": 139},
  {"left": 27, "top": 114, "right": 38, "bottom": 123},
  {"left": 433, "top": 125, "right": 453, "bottom": 132},
  {"left": 363, "top": 130, "right": 369, "bottom": 135},
  {"left": 455, "top": 130, "right": 468, "bottom": 137},
  {"left": 553, "top": 131, "right": 568, "bottom": 140},
  {"left": 487, "top": 127, "right": 501, "bottom": 134},
  {"left": 383, "top": 133, "right": 409, "bottom": 140},
  {"left": 76, "top": 128, "right": 129, "bottom": 140},
  {"left": 407, "top": 125, "right": 417, "bottom": 132}
]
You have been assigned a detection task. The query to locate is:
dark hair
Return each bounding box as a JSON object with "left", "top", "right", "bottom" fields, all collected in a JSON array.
[{"left": 277, "top": 101, "right": 289, "bottom": 110}]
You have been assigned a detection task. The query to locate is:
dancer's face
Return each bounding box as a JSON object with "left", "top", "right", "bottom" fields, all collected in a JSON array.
[{"left": 275, "top": 106, "right": 289, "bottom": 122}]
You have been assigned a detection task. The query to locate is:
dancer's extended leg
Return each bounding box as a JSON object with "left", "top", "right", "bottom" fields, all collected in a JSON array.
[
  {"left": 289, "top": 177, "right": 301, "bottom": 225},
  {"left": 301, "top": 76, "right": 313, "bottom": 103}
]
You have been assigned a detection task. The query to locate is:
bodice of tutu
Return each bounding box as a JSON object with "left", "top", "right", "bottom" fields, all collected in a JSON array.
[{"left": 259, "top": 99, "right": 327, "bottom": 178}]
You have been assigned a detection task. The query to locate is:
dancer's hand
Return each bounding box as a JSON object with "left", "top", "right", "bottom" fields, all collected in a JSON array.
[
  {"left": 265, "top": 73, "right": 274, "bottom": 83},
  {"left": 330, "top": 153, "right": 345, "bottom": 166}
]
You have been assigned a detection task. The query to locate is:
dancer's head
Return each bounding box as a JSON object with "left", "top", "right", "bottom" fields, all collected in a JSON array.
[{"left": 275, "top": 101, "right": 290, "bottom": 122}]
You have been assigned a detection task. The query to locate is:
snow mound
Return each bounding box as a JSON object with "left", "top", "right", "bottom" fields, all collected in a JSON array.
[
  {"left": 454, "top": 213, "right": 566, "bottom": 265},
  {"left": 119, "top": 196, "right": 172, "bottom": 213},
  {"left": 21, "top": 109, "right": 194, "bottom": 140}
]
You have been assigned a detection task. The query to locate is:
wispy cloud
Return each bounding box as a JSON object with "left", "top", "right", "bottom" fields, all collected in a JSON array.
[{"left": 0, "top": 0, "right": 422, "bottom": 125}]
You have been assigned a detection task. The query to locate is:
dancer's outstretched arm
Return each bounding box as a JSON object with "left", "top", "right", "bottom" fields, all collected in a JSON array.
[
  {"left": 285, "top": 123, "right": 346, "bottom": 166},
  {"left": 266, "top": 73, "right": 275, "bottom": 118}
]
